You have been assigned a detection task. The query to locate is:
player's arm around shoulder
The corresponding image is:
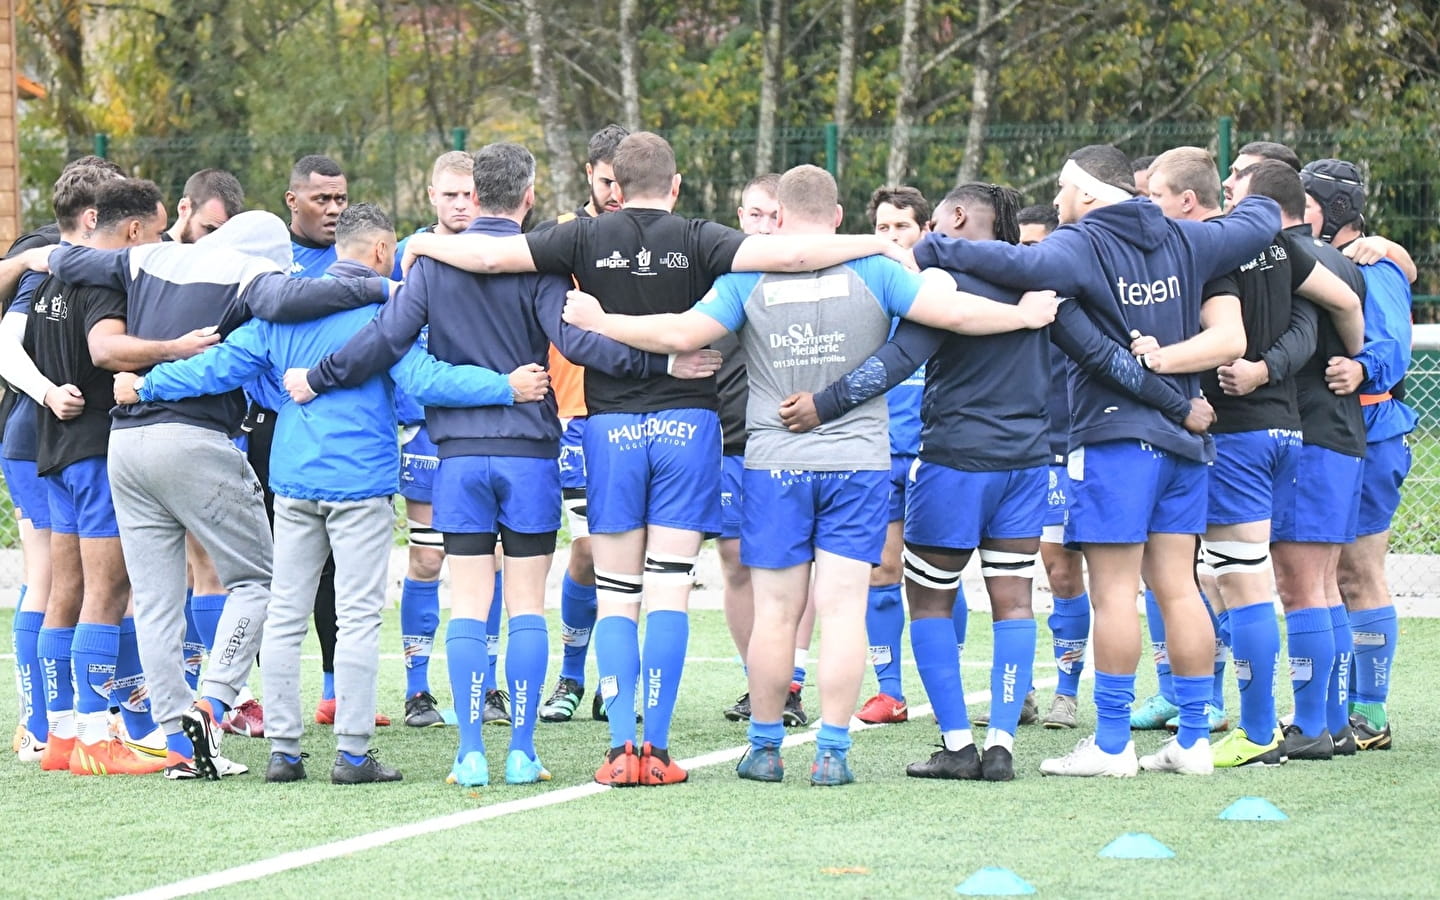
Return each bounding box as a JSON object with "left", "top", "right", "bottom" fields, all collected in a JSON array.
[{"left": 561, "top": 285, "right": 733, "bottom": 354}]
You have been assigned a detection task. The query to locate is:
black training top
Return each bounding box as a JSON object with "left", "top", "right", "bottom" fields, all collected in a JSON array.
[
  {"left": 1283, "top": 224, "right": 1367, "bottom": 458},
  {"left": 23, "top": 276, "right": 127, "bottom": 475},
  {"left": 1201, "top": 228, "right": 1317, "bottom": 434},
  {"left": 525, "top": 208, "right": 746, "bottom": 415}
]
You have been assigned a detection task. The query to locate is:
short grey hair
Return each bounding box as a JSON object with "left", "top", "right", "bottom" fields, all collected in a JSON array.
[{"left": 471, "top": 143, "right": 536, "bottom": 214}]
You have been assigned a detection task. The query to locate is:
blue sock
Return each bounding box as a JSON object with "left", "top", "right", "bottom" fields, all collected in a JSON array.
[
  {"left": 505, "top": 614, "right": 548, "bottom": 756},
  {"left": 792, "top": 655, "right": 807, "bottom": 685},
  {"left": 594, "top": 615, "right": 640, "bottom": 746},
  {"left": 399, "top": 578, "right": 441, "bottom": 696},
  {"left": 1143, "top": 589, "right": 1173, "bottom": 703},
  {"left": 1047, "top": 593, "right": 1089, "bottom": 697},
  {"left": 114, "top": 618, "right": 157, "bottom": 739},
  {"left": 36, "top": 626, "right": 75, "bottom": 720},
  {"left": 1286, "top": 607, "right": 1335, "bottom": 738},
  {"left": 446, "top": 616, "right": 489, "bottom": 757},
  {"left": 341, "top": 751, "right": 368, "bottom": 766},
  {"left": 321, "top": 670, "right": 336, "bottom": 701},
  {"left": 558, "top": 573, "right": 598, "bottom": 684},
  {"left": 910, "top": 616, "right": 968, "bottom": 732},
  {"left": 1172, "top": 674, "right": 1212, "bottom": 749},
  {"left": 865, "top": 584, "right": 904, "bottom": 700},
  {"left": 988, "top": 619, "right": 1036, "bottom": 734},
  {"left": 641, "top": 610, "right": 688, "bottom": 749},
  {"left": 747, "top": 718, "right": 784, "bottom": 750},
  {"left": 190, "top": 593, "right": 226, "bottom": 653},
  {"left": 166, "top": 730, "right": 194, "bottom": 757},
  {"left": 952, "top": 582, "right": 969, "bottom": 656},
  {"left": 1327, "top": 604, "right": 1352, "bottom": 734},
  {"left": 183, "top": 593, "right": 203, "bottom": 691},
  {"left": 817, "top": 721, "right": 852, "bottom": 754},
  {"left": 1216, "top": 608, "right": 1232, "bottom": 649},
  {"left": 1348, "top": 606, "right": 1397, "bottom": 706},
  {"left": 14, "top": 610, "right": 47, "bottom": 737},
  {"left": 201, "top": 695, "right": 229, "bottom": 720},
  {"left": 71, "top": 623, "right": 120, "bottom": 717},
  {"left": 1093, "top": 670, "right": 1135, "bottom": 754},
  {"left": 1228, "top": 602, "right": 1281, "bottom": 739},
  {"left": 1200, "top": 591, "right": 1226, "bottom": 709},
  {"left": 486, "top": 572, "right": 503, "bottom": 690}
]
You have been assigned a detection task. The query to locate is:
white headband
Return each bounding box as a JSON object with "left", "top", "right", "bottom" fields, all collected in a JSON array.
[{"left": 1061, "top": 159, "right": 1134, "bottom": 205}]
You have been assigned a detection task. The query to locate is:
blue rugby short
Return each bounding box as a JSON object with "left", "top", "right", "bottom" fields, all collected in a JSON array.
[
  {"left": 399, "top": 424, "right": 440, "bottom": 504},
  {"left": 1066, "top": 440, "right": 1207, "bottom": 544},
  {"left": 905, "top": 460, "right": 1047, "bottom": 551},
  {"left": 46, "top": 456, "right": 120, "bottom": 538},
  {"left": 1357, "top": 434, "right": 1410, "bottom": 537},
  {"left": 1272, "top": 443, "right": 1363, "bottom": 544},
  {"left": 1, "top": 456, "right": 51, "bottom": 530},
  {"left": 741, "top": 467, "right": 888, "bottom": 569},
  {"left": 432, "top": 455, "right": 562, "bottom": 537},
  {"left": 583, "top": 409, "right": 721, "bottom": 535},
  {"left": 1207, "top": 429, "right": 1301, "bottom": 526}
]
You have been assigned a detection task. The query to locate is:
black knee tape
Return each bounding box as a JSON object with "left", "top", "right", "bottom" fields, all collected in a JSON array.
[{"left": 498, "top": 525, "right": 557, "bottom": 558}]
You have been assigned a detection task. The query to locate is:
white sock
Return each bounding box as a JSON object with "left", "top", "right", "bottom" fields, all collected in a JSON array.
[
  {"left": 47, "top": 709, "right": 75, "bottom": 740},
  {"left": 984, "top": 728, "right": 1014, "bottom": 752},
  {"left": 941, "top": 728, "right": 974, "bottom": 752},
  {"left": 75, "top": 710, "right": 107, "bottom": 745},
  {"left": 793, "top": 647, "right": 808, "bottom": 671}
]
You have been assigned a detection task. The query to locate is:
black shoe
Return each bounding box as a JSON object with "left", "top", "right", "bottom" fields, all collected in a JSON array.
[
  {"left": 538, "top": 677, "right": 585, "bottom": 722},
  {"left": 782, "top": 684, "right": 809, "bottom": 728},
  {"left": 1331, "top": 724, "right": 1358, "bottom": 756},
  {"left": 905, "top": 745, "right": 981, "bottom": 780},
  {"left": 981, "top": 745, "right": 1015, "bottom": 781},
  {"left": 1280, "top": 723, "right": 1334, "bottom": 761},
  {"left": 331, "top": 750, "right": 403, "bottom": 784},
  {"left": 404, "top": 691, "right": 444, "bottom": 728},
  {"left": 592, "top": 689, "right": 643, "bottom": 723},
  {"left": 483, "top": 689, "right": 512, "bottom": 727},
  {"left": 266, "top": 751, "right": 308, "bottom": 783},
  {"left": 724, "top": 693, "right": 752, "bottom": 722},
  {"left": 1349, "top": 712, "right": 1393, "bottom": 750}
]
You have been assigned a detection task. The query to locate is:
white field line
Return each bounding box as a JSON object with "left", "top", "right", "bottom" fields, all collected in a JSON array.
[{"left": 117, "top": 672, "right": 1075, "bottom": 900}]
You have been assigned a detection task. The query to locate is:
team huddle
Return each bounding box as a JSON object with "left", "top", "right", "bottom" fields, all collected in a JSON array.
[{"left": 0, "top": 125, "right": 1413, "bottom": 788}]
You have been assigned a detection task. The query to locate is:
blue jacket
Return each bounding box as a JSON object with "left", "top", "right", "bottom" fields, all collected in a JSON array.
[
  {"left": 1353, "top": 258, "right": 1418, "bottom": 442},
  {"left": 914, "top": 195, "right": 1280, "bottom": 462},
  {"left": 304, "top": 216, "right": 668, "bottom": 459},
  {"left": 138, "top": 264, "right": 512, "bottom": 501}
]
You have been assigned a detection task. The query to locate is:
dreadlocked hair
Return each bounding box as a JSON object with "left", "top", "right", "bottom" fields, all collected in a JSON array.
[{"left": 943, "top": 182, "right": 1023, "bottom": 244}]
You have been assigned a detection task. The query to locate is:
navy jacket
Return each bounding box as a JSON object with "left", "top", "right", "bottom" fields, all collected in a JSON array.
[
  {"left": 305, "top": 216, "right": 668, "bottom": 459},
  {"left": 914, "top": 196, "right": 1280, "bottom": 462}
]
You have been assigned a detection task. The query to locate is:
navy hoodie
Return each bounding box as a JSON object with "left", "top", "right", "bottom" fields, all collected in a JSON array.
[
  {"left": 305, "top": 216, "right": 670, "bottom": 459},
  {"left": 914, "top": 195, "right": 1280, "bottom": 462}
]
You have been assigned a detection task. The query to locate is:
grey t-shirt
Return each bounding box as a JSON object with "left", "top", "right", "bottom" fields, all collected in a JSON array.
[{"left": 695, "top": 256, "right": 923, "bottom": 471}]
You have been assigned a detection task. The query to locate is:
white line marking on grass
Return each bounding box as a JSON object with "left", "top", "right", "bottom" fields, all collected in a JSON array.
[{"left": 121, "top": 672, "right": 1076, "bottom": 900}]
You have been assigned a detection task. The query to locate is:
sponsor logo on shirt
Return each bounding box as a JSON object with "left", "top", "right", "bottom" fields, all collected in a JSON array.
[
  {"left": 1116, "top": 274, "right": 1180, "bottom": 306},
  {"left": 662, "top": 251, "right": 689, "bottom": 269},
  {"left": 596, "top": 251, "right": 631, "bottom": 270}
]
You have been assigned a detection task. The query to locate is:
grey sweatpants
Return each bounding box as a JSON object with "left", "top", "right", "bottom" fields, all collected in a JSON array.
[
  {"left": 108, "top": 423, "right": 274, "bottom": 736},
  {"left": 263, "top": 494, "right": 393, "bottom": 756}
]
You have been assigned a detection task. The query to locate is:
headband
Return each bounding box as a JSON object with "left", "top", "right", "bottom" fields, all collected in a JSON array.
[{"left": 1061, "top": 159, "right": 1133, "bottom": 205}]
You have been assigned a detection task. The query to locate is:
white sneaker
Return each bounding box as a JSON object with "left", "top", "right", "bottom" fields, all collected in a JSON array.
[
  {"left": 1139, "top": 736, "right": 1213, "bottom": 775},
  {"left": 122, "top": 725, "right": 168, "bottom": 760},
  {"left": 215, "top": 754, "right": 250, "bottom": 777},
  {"left": 15, "top": 728, "right": 47, "bottom": 763},
  {"left": 1039, "top": 735, "right": 1138, "bottom": 777}
]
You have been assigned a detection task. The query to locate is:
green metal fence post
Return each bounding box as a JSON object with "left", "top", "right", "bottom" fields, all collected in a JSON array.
[
  {"left": 824, "top": 123, "right": 838, "bottom": 177},
  {"left": 1217, "top": 116, "right": 1233, "bottom": 205},
  {"left": 451, "top": 128, "right": 468, "bottom": 152},
  {"left": 93, "top": 133, "right": 109, "bottom": 159}
]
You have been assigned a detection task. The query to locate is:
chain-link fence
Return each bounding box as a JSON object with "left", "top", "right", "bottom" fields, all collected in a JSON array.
[{"left": 4, "top": 120, "right": 1438, "bottom": 594}]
